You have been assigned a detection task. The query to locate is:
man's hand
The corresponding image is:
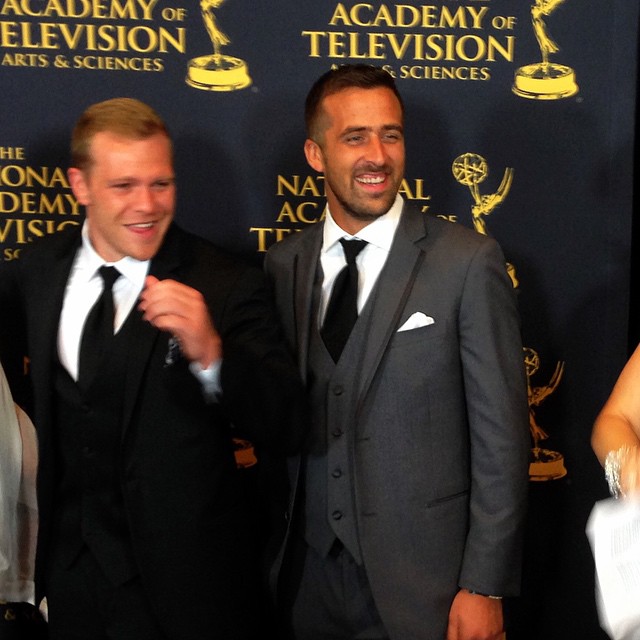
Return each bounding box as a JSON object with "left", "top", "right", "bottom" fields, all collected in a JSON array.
[
  {"left": 138, "top": 275, "right": 222, "bottom": 368},
  {"left": 447, "top": 589, "right": 504, "bottom": 640}
]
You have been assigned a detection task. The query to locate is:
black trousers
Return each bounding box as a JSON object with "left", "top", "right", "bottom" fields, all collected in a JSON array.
[
  {"left": 44, "top": 546, "right": 165, "bottom": 640},
  {"left": 0, "top": 601, "right": 48, "bottom": 640}
]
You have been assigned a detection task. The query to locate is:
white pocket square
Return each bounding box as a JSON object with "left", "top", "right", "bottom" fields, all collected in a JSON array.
[{"left": 397, "top": 312, "right": 435, "bottom": 332}]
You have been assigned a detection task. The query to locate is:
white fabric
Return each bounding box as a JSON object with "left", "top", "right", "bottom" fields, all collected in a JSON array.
[
  {"left": 0, "top": 363, "right": 38, "bottom": 604},
  {"left": 58, "top": 221, "right": 149, "bottom": 380},
  {"left": 586, "top": 496, "right": 640, "bottom": 639},
  {"left": 58, "top": 220, "right": 221, "bottom": 399},
  {"left": 319, "top": 194, "right": 403, "bottom": 324},
  {"left": 397, "top": 312, "right": 435, "bottom": 332}
]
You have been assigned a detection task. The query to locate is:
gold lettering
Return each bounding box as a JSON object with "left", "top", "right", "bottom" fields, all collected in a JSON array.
[
  {"left": 0, "top": 0, "right": 23, "bottom": 16},
  {"left": 0, "top": 165, "right": 71, "bottom": 188},
  {"left": 396, "top": 5, "right": 420, "bottom": 28},
  {"left": 0, "top": 191, "right": 19, "bottom": 213},
  {"left": 0, "top": 20, "right": 185, "bottom": 52},
  {"left": 301, "top": 30, "right": 324, "bottom": 57},
  {"left": 0, "top": 147, "right": 25, "bottom": 160},
  {"left": 39, "top": 193, "right": 80, "bottom": 214},
  {"left": 398, "top": 178, "right": 430, "bottom": 201},
  {"left": 467, "top": 7, "right": 489, "bottom": 29},
  {"left": 304, "top": 30, "right": 513, "bottom": 63},
  {"left": 276, "top": 175, "right": 300, "bottom": 196},
  {"left": 249, "top": 227, "right": 298, "bottom": 253},
  {"left": 277, "top": 175, "right": 324, "bottom": 197},
  {"left": 328, "top": 3, "right": 351, "bottom": 26},
  {"left": 371, "top": 4, "right": 393, "bottom": 28},
  {"left": 328, "top": 31, "right": 348, "bottom": 58},
  {"left": 295, "top": 202, "right": 320, "bottom": 224},
  {"left": 351, "top": 3, "right": 373, "bottom": 27},
  {"left": 299, "top": 175, "right": 323, "bottom": 197},
  {"left": 276, "top": 202, "right": 297, "bottom": 224}
]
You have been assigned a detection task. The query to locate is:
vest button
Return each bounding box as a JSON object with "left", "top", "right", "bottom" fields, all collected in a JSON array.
[
  {"left": 332, "top": 510, "right": 343, "bottom": 520},
  {"left": 332, "top": 385, "right": 344, "bottom": 396},
  {"left": 332, "top": 428, "right": 343, "bottom": 438},
  {"left": 82, "top": 446, "right": 94, "bottom": 458},
  {"left": 332, "top": 468, "right": 342, "bottom": 478}
]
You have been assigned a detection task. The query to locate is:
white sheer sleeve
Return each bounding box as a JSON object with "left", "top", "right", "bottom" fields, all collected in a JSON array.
[{"left": 0, "top": 364, "right": 38, "bottom": 605}]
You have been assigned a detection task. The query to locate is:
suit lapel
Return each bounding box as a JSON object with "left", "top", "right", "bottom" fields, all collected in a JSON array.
[
  {"left": 292, "top": 224, "right": 323, "bottom": 383},
  {"left": 355, "top": 205, "right": 427, "bottom": 410},
  {"left": 121, "top": 225, "right": 183, "bottom": 433},
  {"left": 30, "top": 230, "right": 82, "bottom": 419}
]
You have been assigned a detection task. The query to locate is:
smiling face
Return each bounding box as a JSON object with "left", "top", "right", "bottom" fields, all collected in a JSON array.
[
  {"left": 68, "top": 131, "right": 176, "bottom": 262},
  {"left": 304, "top": 86, "right": 405, "bottom": 235}
]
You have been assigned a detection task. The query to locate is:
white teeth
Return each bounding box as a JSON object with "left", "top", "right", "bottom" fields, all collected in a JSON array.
[
  {"left": 131, "top": 223, "right": 153, "bottom": 229},
  {"left": 357, "top": 176, "right": 385, "bottom": 184}
]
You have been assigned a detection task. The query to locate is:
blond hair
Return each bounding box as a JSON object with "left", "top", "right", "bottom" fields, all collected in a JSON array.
[{"left": 71, "top": 97, "right": 171, "bottom": 171}]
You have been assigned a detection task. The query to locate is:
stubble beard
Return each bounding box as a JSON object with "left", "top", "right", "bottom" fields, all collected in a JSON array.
[{"left": 335, "top": 187, "right": 397, "bottom": 223}]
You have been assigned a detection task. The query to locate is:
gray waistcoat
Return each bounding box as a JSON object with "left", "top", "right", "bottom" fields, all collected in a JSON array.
[{"left": 303, "top": 268, "right": 377, "bottom": 564}]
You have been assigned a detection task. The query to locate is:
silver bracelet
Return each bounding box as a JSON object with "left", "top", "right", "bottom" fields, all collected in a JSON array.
[
  {"left": 604, "top": 446, "right": 634, "bottom": 499},
  {"left": 468, "top": 590, "right": 502, "bottom": 600}
]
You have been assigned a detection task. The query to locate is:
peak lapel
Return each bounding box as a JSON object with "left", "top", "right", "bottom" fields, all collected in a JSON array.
[
  {"left": 292, "top": 225, "right": 323, "bottom": 382},
  {"left": 355, "top": 205, "right": 428, "bottom": 409},
  {"left": 121, "top": 225, "right": 183, "bottom": 434}
]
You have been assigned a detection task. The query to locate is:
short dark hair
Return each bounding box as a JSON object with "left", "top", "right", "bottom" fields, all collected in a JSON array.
[
  {"left": 71, "top": 97, "right": 171, "bottom": 172},
  {"left": 304, "top": 64, "right": 404, "bottom": 141}
]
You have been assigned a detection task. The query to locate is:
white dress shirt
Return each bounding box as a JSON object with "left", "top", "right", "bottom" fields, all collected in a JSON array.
[
  {"left": 57, "top": 223, "right": 148, "bottom": 380},
  {"left": 319, "top": 194, "right": 404, "bottom": 325},
  {"left": 58, "top": 222, "right": 221, "bottom": 398}
]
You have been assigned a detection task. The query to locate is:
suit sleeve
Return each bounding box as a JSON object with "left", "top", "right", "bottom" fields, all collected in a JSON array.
[
  {"left": 216, "top": 264, "right": 307, "bottom": 456},
  {"left": 456, "top": 238, "right": 530, "bottom": 596}
]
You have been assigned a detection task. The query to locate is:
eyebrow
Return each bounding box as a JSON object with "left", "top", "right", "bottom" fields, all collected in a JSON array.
[{"left": 342, "top": 123, "right": 404, "bottom": 135}]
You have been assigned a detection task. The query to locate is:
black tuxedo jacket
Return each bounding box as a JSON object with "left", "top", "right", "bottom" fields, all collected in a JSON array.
[{"left": 0, "top": 223, "right": 305, "bottom": 639}]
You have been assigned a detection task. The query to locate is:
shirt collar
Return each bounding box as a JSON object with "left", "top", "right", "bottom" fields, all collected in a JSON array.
[
  {"left": 79, "top": 220, "right": 150, "bottom": 286},
  {"left": 322, "top": 194, "right": 404, "bottom": 254}
]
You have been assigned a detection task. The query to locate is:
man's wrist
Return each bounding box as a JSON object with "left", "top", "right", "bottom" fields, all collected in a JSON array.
[{"left": 189, "top": 358, "right": 222, "bottom": 402}]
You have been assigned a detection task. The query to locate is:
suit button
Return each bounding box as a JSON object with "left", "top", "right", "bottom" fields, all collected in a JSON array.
[
  {"left": 82, "top": 446, "right": 94, "bottom": 458},
  {"left": 332, "top": 468, "right": 342, "bottom": 478},
  {"left": 332, "top": 510, "right": 343, "bottom": 520},
  {"left": 332, "top": 428, "right": 343, "bottom": 438},
  {"left": 332, "top": 385, "right": 344, "bottom": 396}
]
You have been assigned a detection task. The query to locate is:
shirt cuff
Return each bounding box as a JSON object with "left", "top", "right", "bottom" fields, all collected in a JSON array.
[{"left": 189, "top": 358, "right": 222, "bottom": 403}]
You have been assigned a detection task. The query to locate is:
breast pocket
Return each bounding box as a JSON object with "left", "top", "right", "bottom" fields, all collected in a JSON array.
[{"left": 390, "top": 321, "right": 447, "bottom": 349}]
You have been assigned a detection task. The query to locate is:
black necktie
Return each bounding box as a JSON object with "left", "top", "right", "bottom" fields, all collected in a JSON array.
[
  {"left": 321, "top": 238, "right": 367, "bottom": 362},
  {"left": 78, "top": 265, "right": 121, "bottom": 390}
]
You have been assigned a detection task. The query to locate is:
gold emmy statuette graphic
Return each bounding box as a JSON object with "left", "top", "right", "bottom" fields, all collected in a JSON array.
[
  {"left": 452, "top": 153, "right": 518, "bottom": 288},
  {"left": 186, "top": 0, "right": 252, "bottom": 92},
  {"left": 524, "top": 347, "right": 567, "bottom": 481},
  {"left": 513, "top": 0, "right": 578, "bottom": 100}
]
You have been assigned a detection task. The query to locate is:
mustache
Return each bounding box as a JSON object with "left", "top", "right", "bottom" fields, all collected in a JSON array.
[{"left": 354, "top": 162, "right": 391, "bottom": 174}]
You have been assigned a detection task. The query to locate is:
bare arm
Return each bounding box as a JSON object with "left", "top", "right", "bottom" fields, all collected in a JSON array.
[{"left": 592, "top": 343, "right": 640, "bottom": 494}]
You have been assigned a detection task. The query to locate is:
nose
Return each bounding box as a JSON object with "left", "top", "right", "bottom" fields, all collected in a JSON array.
[
  {"left": 366, "top": 135, "right": 387, "bottom": 166},
  {"left": 135, "top": 186, "right": 155, "bottom": 212}
]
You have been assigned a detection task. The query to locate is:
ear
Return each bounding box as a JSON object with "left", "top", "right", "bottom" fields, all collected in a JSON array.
[
  {"left": 67, "top": 168, "right": 91, "bottom": 206},
  {"left": 304, "top": 139, "right": 324, "bottom": 173}
]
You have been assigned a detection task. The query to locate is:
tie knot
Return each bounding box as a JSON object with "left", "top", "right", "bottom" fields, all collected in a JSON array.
[
  {"left": 98, "top": 265, "right": 121, "bottom": 290},
  {"left": 339, "top": 238, "right": 367, "bottom": 265}
]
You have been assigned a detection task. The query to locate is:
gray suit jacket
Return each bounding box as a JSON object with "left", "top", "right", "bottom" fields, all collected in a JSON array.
[{"left": 264, "top": 203, "right": 530, "bottom": 639}]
